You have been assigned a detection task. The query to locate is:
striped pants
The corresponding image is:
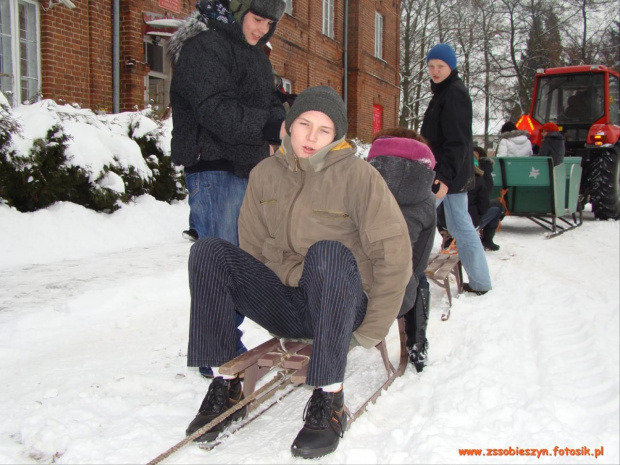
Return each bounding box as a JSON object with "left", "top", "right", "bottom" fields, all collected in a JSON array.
[{"left": 187, "top": 238, "right": 367, "bottom": 386}]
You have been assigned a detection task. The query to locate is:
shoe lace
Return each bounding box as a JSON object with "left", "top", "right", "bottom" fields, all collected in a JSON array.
[
  {"left": 199, "top": 378, "right": 229, "bottom": 414},
  {"left": 302, "top": 389, "right": 344, "bottom": 438}
]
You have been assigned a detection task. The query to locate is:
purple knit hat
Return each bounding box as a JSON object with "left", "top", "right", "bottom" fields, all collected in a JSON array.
[{"left": 367, "top": 136, "right": 436, "bottom": 169}]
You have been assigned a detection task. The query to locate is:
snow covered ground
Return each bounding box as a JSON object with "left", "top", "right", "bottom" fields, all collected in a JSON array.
[{"left": 0, "top": 198, "right": 618, "bottom": 464}]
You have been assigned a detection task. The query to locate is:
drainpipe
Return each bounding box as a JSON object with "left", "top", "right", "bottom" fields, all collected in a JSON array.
[
  {"left": 343, "top": 0, "right": 348, "bottom": 108},
  {"left": 113, "top": 0, "right": 120, "bottom": 113}
]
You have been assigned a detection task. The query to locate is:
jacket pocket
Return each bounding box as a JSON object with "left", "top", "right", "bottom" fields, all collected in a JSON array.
[
  {"left": 260, "top": 199, "right": 278, "bottom": 236},
  {"left": 365, "top": 222, "right": 403, "bottom": 243},
  {"left": 312, "top": 209, "right": 350, "bottom": 219},
  {"left": 365, "top": 222, "right": 407, "bottom": 262}
]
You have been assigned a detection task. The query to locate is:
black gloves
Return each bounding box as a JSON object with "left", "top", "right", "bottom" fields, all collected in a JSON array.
[{"left": 262, "top": 118, "right": 283, "bottom": 144}]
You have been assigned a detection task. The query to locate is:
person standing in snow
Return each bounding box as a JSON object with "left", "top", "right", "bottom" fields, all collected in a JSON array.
[
  {"left": 495, "top": 121, "right": 533, "bottom": 157},
  {"left": 420, "top": 43, "right": 492, "bottom": 295},
  {"left": 536, "top": 122, "right": 565, "bottom": 166},
  {"left": 468, "top": 147, "right": 502, "bottom": 251},
  {"left": 169, "top": 0, "right": 287, "bottom": 375},
  {"left": 366, "top": 128, "right": 436, "bottom": 372},
  {"left": 184, "top": 86, "right": 412, "bottom": 458}
]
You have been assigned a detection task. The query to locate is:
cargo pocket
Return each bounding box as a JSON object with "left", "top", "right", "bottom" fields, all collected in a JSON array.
[{"left": 365, "top": 222, "right": 406, "bottom": 261}]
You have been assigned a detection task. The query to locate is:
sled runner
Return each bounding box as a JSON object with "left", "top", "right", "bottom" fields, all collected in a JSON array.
[
  {"left": 425, "top": 252, "right": 463, "bottom": 314},
  {"left": 146, "top": 318, "right": 408, "bottom": 465}
]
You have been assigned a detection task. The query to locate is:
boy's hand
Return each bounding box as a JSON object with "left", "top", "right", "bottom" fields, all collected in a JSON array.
[{"left": 433, "top": 180, "right": 448, "bottom": 199}]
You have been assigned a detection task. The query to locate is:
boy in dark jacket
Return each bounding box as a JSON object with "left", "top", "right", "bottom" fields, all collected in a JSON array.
[
  {"left": 421, "top": 43, "right": 492, "bottom": 295},
  {"left": 170, "top": 0, "right": 287, "bottom": 376},
  {"left": 537, "top": 122, "right": 565, "bottom": 166}
]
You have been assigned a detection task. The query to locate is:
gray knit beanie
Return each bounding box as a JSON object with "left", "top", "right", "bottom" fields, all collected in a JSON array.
[
  {"left": 285, "top": 86, "right": 348, "bottom": 141},
  {"left": 229, "top": 0, "right": 286, "bottom": 23}
]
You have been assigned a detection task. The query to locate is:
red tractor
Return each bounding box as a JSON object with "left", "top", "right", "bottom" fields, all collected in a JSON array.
[{"left": 516, "top": 65, "right": 620, "bottom": 220}]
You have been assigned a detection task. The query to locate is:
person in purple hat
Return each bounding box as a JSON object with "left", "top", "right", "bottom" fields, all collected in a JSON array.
[
  {"left": 421, "top": 43, "right": 492, "bottom": 295},
  {"left": 367, "top": 127, "right": 437, "bottom": 372}
]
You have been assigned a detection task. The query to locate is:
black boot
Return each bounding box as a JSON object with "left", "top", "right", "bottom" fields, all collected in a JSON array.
[
  {"left": 186, "top": 376, "right": 247, "bottom": 442},
  {"left": 291, "top": 388, "right": 347, "bottom": 458},
  {"left": 481, "top": 228, "right": 500, "bottom": 251},
  {"left": 404, "top": 278, "right": 430, "bottom": 372},
  {"left": 182, "top": 229, "right": 199, "bottom": 242}
]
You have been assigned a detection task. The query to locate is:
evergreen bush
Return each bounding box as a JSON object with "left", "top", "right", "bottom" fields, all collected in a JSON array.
[{"left": 0, "top": 96, "right": 186, "bottom": 213}]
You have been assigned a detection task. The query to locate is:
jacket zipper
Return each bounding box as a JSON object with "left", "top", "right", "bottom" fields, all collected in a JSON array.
[{"left": 284, "top": 162, "right": 305, "bottom": 286}]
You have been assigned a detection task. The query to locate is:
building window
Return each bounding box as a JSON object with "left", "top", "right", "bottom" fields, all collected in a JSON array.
[
  {"left": 144, "top": 37, "right": 171, "bottom": 113},
  {"left": 322, "top": 0, "right": 334, "bottom": 39},
  {"left": 0, "top": 0, "right": 40, "bottom": 106},
  {"left": 374, "top": 12, "right": 383, "bottom": 59},
  {"left": 281, "top": 77, "right": 292, "bottom": 94},
  {"left": 285, "top": 0, "right": 292, "bottom": 15}
]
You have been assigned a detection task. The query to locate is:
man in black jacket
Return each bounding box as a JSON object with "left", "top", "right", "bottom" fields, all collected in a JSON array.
[
  {"left": 170, "top": 0, "right": 286, "bottom": 375},
  {"left": 421, "top": 43, "right": 492, "bottom": 295}
]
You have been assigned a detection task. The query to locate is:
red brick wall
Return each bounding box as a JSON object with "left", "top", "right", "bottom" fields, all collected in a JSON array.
[
  {"left": 40, "top": 1, "right": 108, "bottom": 109},
  {"left": 39, "top": 0, "right": 193, "bottom": 112},
  {"left": 345, "top": 0, "right": 400, "bottom": 142},
  {"left": 38, "top": 0, "right": 400, "bottom": 140},
  {"left": 269, "top": 0, "right": 345, "bottom": 95}
]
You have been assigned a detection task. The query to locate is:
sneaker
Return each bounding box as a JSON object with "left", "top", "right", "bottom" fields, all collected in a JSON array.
[
  {"left": 182, "top": 229, "right": 199, "bottom": 242},
  {"left": 481, "top": 240, "right": 500, "bottom": 251},
  {"left": 407, "top": 343, "right": 428, "bottom": 373},
  {"left": 186, "top": 376, "right": 247, "bottom": 442},
  {"left": 291, "top": 388, "right": 347, "bottom": 458},
  {"left": 463, "top": 283, "right": 488, "bottom": 296}
]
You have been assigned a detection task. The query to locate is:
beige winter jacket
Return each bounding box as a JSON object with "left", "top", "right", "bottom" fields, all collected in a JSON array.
[{"left": 239, "top": 134, "right": 412, "bottom": 349}]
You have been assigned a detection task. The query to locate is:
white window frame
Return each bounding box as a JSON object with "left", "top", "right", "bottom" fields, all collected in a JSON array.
[
  {"left": 144, "top": 36, "right": 171, "bottom": 111},
  {"left": 282, "top": 77, "right": 292, "bottom": 94},
  {"left": 0, "top": 0, "right": 41, "bottom": 106},
  {"left": 285, "top": 0, "right": 292, "bottom": 15},
  {"left": 322, "top": 0, "right": 334, "bottom": 39},
  {"left": 374, "top": 11, "right": 383, "bottom": 59}
]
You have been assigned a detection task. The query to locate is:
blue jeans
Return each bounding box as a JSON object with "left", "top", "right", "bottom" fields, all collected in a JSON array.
[
  {"left": 437, "top": 193, "right": 492, "bottom": 291},
  {"left": 480, "top": 205, "right": 501, "bottom": 232},
  {"left": 185, "top": 170, "right": 248, "bottom": 245},
  {"left": 185, "top": 170, "right": 248, "bottom": 355}
]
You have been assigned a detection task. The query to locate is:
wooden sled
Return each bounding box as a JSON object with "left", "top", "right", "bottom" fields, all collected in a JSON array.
[
  {"left": 147, "top": 318, "right": 408, "bottom": 465},
  {"left": 425, "top": 253, "right": 463, "bottom": 319}
]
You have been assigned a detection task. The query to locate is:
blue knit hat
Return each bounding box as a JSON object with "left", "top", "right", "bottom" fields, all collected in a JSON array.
[{"left": 426, "top": 44, "right": 457, "bottom": 70}]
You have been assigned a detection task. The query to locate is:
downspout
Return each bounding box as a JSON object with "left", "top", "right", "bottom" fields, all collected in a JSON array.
[
  {"left": 113, "top": 0, "right": 120, "bottom": 113},
  {"left": 342, "top": 0, "right": 348, "bottom": 108}
]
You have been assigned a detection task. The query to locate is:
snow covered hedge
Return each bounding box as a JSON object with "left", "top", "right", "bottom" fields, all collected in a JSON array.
[{"left": 0, "top": 92, "right": 185, "bottom": 213}]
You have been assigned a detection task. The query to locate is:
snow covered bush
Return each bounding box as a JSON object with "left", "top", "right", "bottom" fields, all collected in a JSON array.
[{"left": 0, "top": 94, "right": 185, "bottom": 213}]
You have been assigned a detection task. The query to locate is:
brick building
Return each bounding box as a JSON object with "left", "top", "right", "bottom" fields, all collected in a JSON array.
[{"left": 1, "top": 0, "right": 400, "bottom": 141}]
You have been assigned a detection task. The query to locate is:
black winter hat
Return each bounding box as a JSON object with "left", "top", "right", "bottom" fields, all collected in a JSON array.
[
  {"left": 500, "top": 121, "right": 517, "bottom": 133},
  {"left": 229, "top": 0, "right": 286, "bottom": 23},
  {"left": 285, "top": 86, "right": 348, "bottom": 141}
]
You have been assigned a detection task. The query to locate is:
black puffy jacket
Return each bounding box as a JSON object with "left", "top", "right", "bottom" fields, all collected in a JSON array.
[
  {"left": 421, "top": 70, "right": 475, "bottom": 193},
  {"left": 169, "top": 11, "right": 285, "bottom": 178}
]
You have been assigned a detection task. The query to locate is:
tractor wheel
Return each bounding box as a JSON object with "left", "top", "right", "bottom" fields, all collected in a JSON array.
[{"left": 588, "top": 144, "right": 620, "bottom": 220}]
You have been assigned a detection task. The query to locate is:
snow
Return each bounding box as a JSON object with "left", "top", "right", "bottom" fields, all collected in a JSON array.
[{"left": 0, "top": 101, "right": 618, "bottom": 464}]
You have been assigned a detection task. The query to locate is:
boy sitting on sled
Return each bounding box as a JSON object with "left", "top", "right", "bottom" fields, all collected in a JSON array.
[{"left": 185, "top": 85, "right": 412, "bottom": 458}]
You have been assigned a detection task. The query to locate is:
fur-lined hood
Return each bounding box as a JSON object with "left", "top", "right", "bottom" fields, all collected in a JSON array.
[
  {"left": 169, "top": 11, "right": 208, "bottom": 66},
  {"left": 169, "top": 1, "right": 279, "bottom": 67},
  {"left": 499, "top": 129, "right": 530, "bottom": 140}
]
